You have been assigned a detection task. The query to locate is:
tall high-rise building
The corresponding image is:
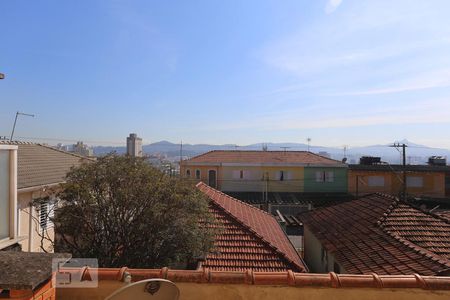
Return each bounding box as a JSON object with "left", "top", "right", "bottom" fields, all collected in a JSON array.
[{"left": 126, "top": 133, "right": 143, "bottom": 157}]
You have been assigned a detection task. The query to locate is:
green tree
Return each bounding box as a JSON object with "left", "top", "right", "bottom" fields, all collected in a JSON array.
[{"left": 54, "top": 154, "right": 214, "bottom": 268}]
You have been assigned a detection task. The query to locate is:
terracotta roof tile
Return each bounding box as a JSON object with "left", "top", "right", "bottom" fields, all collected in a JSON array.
[
  {"left": 62, "top": 267, "right": 450, "bottom": 290},
  {"left": 184, "top": 150, "right": 344, "bottom": 165},
  {"left": 197, "top": 182, "right": 307, "bottom": 272},
  {"left": 300, "top": 194, "right": 450, "bottom": 275}
]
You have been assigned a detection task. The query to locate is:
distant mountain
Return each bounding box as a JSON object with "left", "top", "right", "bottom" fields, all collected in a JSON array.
[{"left": 92, "top": 139, "right": 450, "bottom": 164}]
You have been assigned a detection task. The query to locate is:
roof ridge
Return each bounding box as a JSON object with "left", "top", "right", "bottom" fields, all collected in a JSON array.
[
  {"left": 0, "top": 140, "right": 35, "bottom": 145},
  {"left": 0, "top": 140, "right": 94, "bottom": 161},
  {"left": 376, "top": 192, "right": 450, "bottom": 227},
  {"left": 196, "top": 182, "right": 306, "bottom": 272},
  {"left": 376, "top": 193, "right": 400, "bottom": 227},
  {"left": 405, "top": 200, "right": 450, "bottom": 225},
  {"left": 381, "top": 229, "right": 450, "bottom": 271},
  {"left": 208, "top": 201, "right": 306, "bottom": 272},
  {"left": 196, "top": 182, "right": 273, "bottom": 216},
  {"left": 184, "top": 150, "right": 344, "bottom": 164},
  {"left": 37, "top": 143, "right": 95, "bottom": 161}
]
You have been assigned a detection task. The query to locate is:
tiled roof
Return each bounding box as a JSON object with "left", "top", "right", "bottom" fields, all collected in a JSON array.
[
  {"left": 184, "top": 150, "right": 344, "bottom": 165},
  {"left": 378, "top": 201, "right": 450, "bottom": 259},
  {"left": 197, "top": 182, "right": 307, "bottom": 272},
  {"left": 65, "top": 267, "right": 450, "bottom": 290},
  {"left": 1, "top": 141, "right": 91, "bottom": 190},
  {"left": 225, "top": 191, "right": 352, "bottom": 206},
  {"left": 300, "top": 194, "right": 450, "bottom": 275}
]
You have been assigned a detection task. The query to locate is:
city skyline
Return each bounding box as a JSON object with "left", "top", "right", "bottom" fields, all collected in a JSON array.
[{"left": 2, "top": 0, "right": 450, "bottom": 148}]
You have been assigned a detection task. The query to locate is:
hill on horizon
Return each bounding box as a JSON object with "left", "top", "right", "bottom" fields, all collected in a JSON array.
[{"left": 92, "top": 139, "right": 450, "bottom": 165}]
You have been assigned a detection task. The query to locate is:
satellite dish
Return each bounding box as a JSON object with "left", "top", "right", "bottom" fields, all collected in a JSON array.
[{"left": 105, "top": 279, "right": 180, "bottom": 300}]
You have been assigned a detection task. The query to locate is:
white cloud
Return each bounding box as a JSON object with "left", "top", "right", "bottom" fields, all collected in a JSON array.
[{"left": 325, "top": 0, "right": 343, "bottom": 14}]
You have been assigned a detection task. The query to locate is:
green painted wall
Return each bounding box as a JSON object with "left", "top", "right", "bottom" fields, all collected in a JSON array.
[{"left": 304, "top": 167, "right": 348, "bottom": 193}]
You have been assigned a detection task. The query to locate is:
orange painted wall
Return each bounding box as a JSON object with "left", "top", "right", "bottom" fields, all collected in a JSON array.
[{"left": 348, "top": 170, "right": 446, "bottom": 198}]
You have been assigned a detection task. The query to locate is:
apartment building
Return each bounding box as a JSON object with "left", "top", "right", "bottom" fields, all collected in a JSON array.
[{"left": 181, "top": 150, "right": 348, "bottom": 193}]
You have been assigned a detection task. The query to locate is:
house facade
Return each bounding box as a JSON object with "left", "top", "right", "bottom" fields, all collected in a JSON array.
[
  {"left": 181, "top": 151, "right": 348, "bottom": 193},
  {"left": 348, "top": 164, "right": 450, "bottom": 198},
  {"left": 1, "top": 141, "right": 90, "bottom": 252},
  {"left": 0, "top": 144, "right": 20, "bottom": 251}
]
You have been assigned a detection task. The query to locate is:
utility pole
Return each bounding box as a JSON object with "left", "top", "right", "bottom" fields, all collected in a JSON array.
[
  {"left": 10, "top": 111, "right": 35, "bottom": 141},
  {"left": 390, "top": 143, "right": 407, "bottom": 201}
]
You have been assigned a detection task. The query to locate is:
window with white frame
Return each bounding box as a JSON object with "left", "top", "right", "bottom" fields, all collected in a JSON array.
[
  {"left": 315, "top": 171, "right": 334, "bottom": 183},
  {"left": 407, "top": 176, "right": 424, "bottom": 188},
  {"left": 195, "top": 169, "right": 201, "bottom": 179},
  {"left": 232, "top": 170, "right": 250, "bottom": 180},
  {"left": 277, "top": 170, "right": 292, "bottom": 181},
  {"left": 39, "top": 199, "right": 55, "bottom": 230},
  {"left": 368, "top": 176, "right": 385, "bottom": 187}
]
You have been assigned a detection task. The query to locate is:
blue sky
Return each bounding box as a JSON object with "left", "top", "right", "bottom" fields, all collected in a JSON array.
[{"left": 1, "top": 0, "right": 450, "bottom": 148}]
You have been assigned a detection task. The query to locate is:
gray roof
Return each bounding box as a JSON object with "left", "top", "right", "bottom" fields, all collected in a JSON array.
[
  {"left": 0, "top": 251, "right": 71, "bottom": 290},
  {"left": 1, "top": 141, "right": 91, "bottom": 190}
]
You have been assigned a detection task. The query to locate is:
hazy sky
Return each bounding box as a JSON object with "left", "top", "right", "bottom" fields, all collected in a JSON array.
[{"left": 1, "top": 0, "right": 450, "bottom": 148}]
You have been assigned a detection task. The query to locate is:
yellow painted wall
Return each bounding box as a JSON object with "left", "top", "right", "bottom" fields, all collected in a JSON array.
[
  {"left": 57, "top": 281, "right": 450, "bottom": 300},
  {"left": 181, "top": 164, "right": 305, "bottom": 192},
  {"left": 17, "top": 190, "right": 55, "bottom": 252}
]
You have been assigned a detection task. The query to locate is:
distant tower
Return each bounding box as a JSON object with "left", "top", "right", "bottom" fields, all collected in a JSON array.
[{"left": 127, "top": 133, "right": 143, "bottom": 157}]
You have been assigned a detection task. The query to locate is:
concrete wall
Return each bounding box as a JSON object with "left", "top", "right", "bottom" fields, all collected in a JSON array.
[
  {"left": 57, "top": 281, "right": 450, "bottom": 300},
  {"left": 17, "top": 190, "right": 55, "bottom": 252},
  {"left": 304, "top": 226, "right": 345, "bottom": 274}
]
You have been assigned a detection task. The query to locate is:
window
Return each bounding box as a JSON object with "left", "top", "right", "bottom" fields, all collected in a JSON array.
[
  {"left": 39, "top": 200, "right": 55, "bottom": 230},
  {"left": 407, "top": 176, "right": 423, "bottom": 188},
  {"left": 186, "top": 169, "right": 191, "bottom": 177},
  {"left": 368, "top": 176, "right": 385, "bottom": 187},
  {"left": 195, "top": 169, "right": 201, "bottom": 179},
  {"left": 325, "top": 171, "right": 334, "bottom": 182},
  {"left": 315, "top": 171, "right": 334, "bottom": 183},
  {"left": 233, "top": 170, "right": 249, "bottom": 180},
  {"left": 277, "top": 171, "right": 292, "bottom": 181}
]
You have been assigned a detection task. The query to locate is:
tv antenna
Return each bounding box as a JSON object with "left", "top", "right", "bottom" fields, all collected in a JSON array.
[
  {"left": 10, "top": 111, "right": 35, "bottom": 141},
  {"left": 280, "top": 146, "right": 290, "bottom": 153},
  {"left": 307, "top": 138, "right": 311, "bottom": 152}
]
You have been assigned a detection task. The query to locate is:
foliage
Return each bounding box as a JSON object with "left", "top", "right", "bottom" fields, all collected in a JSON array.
[{"left": 53, "top": 154, "right": 214, "bottom": 268}]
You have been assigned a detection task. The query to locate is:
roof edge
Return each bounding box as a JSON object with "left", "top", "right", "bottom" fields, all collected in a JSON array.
[
  {"left": 61, "top": 267, "right": 450, "bottom": 290},
  {"left": 196, "top": 182, "right": 307, "bottom": 272}
]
